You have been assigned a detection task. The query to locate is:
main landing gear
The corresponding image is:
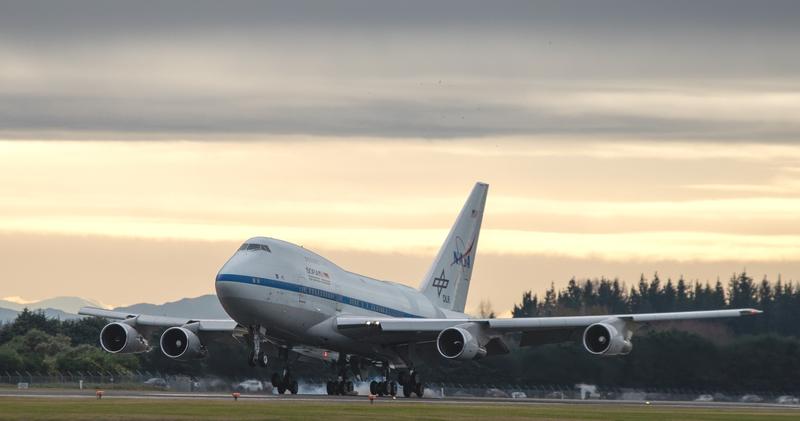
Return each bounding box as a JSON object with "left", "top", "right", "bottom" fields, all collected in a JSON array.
[
  {"left": 326, "top": 355, "right": 356, "bottom": 396},
  {"left": 247, "top": 327, "right": 298, "bottom": 395},
  {"left": 270, "top": 346, "right": 298, "bottom": 394},
  {"left": 271, "top": 368, "right": 299, "bottom": 395},
  {"left": 398, "top": 370, "right": 424, "bottom": 398}
]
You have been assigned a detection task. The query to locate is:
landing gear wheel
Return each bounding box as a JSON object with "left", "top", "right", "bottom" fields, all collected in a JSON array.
[
  {"left": 409, "top": 371, "right": 420, "bottom": 386},
  {"left": 345, "top": 381, "right": 354, "bottom": 394},
  {"left": 403, "top": 385, "right": 412, "bottom": 398},
  {"left": 271, "top": 373, "right": 281, "bottom": 387},
  {"left": 289, "top": 380, "right": 299, "bottom": 394},
  {"left": 388, "top": 381, "right": 398, "bottom": 397},
  {"left": 258, "top": 350, "right": 269, "bottom": 368},
  {"left": 326, "top": 381, "right": 334, "bottom": 395},
  {"left": 378, "top": 381, "right": 387, "bottom": 396},
  {"left": 369, "top": 381, "right": 377, "bottom": 395},
  {"left": 277, "top": 385, "right": 286, "bottom": 394},
  {"left": 248, "top": 350, "right": 256, "bottom": 367},
  {"left": 414, "top": 382, "right": 424, "bottom": 398}
]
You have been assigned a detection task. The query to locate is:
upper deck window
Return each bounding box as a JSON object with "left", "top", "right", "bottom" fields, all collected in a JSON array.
[{"left": 238, "top": 243, "right": 271, "bottom": 252}]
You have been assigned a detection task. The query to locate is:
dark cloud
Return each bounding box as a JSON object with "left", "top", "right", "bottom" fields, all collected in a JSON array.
[
  {"left": 2, "top": 93, "right": 797, "bottom": 140},
  {"left": 0, "top": 0, "right": 798, "bottom": 139}
]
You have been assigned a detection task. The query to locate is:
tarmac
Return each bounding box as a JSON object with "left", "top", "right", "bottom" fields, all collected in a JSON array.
[{"left": 0, "top": 388, "right": 798, "bottom": 411}]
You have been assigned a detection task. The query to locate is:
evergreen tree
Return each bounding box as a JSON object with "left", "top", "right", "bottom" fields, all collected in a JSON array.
[
  {"left": 512, "top": 291, "right": 538, "bottom": 318},
  {"left": 676, "top": 277, "right": 689, "bottom": 311}
]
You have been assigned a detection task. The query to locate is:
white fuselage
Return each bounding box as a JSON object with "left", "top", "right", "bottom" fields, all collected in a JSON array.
[{"left": 214, "top": 237, "right": 459, "bottom": 362}]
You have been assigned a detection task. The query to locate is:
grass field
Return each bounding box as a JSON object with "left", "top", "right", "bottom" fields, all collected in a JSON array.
[{"left": 0, "top": 398, "right": 797, "bottom": 421}]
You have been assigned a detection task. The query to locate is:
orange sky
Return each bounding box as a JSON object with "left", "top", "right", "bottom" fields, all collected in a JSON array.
[{"left": 1, "top": 139, "right": 799, "bottom": 314}]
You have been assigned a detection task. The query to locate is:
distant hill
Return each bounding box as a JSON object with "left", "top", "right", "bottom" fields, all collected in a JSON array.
[
  {"left": 0, "top": 307, "right": 18, "bottom": 324},
  {"left": 0, "top": 294, "right": 229, "bottom": 323},
  {"left": 0, "top": 296, "right": 105, "bottom": 314},
  {"left": 114, "top": 295, "right": 229, "bottom": 319},
  {"left": 0, "top": 307, "right": 82, "bottom": 323}
]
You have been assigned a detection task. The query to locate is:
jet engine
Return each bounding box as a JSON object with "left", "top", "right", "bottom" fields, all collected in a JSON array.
[
  {"left": 582, "top": 322, "right": 633, "bottom": 356},
  {"left": 436, "top": 326, "right": 487, "bottom": 360},
  {"left": 160, "top": 327, "right": 206, "bottom": 360},
  {"left": 99, "top": 322, "right": 149, "bottom": 354}
]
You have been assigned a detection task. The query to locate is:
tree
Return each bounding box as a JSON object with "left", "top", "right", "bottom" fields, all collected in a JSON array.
[
  {"left": 0, "top": 346, "right": 23, "bottom": 372},
  {"left": 477, "top": 299, "right": 496, "bottom": 319},
  {"left": 512, "top": 292, "right": 537, "bottom": 318},
  {"left": 676, "top": 277, "right": 689, "bottom": 311},
  {"left": 0, "top": 309, "right": 60, "bottom": 344}
]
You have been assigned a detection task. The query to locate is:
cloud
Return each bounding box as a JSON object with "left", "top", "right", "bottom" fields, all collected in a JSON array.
[{"left": 1, "top": 2, "right": 799, "bottom": 140}]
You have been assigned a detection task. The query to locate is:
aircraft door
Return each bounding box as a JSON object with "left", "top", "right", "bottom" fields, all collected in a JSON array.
[
  {"left": 297, "top": 274, "right": 307, "bottom": 306},
  {"left": 333, "top": 277, "right": 342, "bottom": 313}
]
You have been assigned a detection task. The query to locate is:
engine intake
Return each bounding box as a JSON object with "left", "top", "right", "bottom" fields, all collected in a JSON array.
[
  {"left": 583, "top": 322, "right": 632, "bottom": 356},
  {"left": 160, "top": 327, "right": 206, "bottom": 360},
  {"left": 99, "top": 322, "right": 149, "bottom": 354},
  {"left": 436, "top": 326, "right": 487, "bottom": 360}
]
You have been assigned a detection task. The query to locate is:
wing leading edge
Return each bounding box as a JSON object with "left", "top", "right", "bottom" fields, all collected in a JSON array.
[
  {"left": 335, "top": 308, "right": 762, "bottom": 345},
  {"left": 78, "top": 307, "right": 237, "bottom": 332}
]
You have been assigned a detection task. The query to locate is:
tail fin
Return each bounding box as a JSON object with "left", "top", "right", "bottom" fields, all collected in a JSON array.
[{"left": 419, "top": 182, "right": 488, "bottom": 313}]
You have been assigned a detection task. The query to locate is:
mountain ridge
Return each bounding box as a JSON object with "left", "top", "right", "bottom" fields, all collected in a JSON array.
[{"left": 0, "top": 294, "right": 229, "bottom": 323}]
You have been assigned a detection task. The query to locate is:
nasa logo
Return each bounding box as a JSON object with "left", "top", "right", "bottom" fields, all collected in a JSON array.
[{"left": 451, "top": 236, "right": 474, "bottom": 268}]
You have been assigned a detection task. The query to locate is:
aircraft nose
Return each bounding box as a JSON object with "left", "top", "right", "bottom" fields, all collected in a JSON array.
[{"left": 215, "top": 273, "right": 238, "bottom": 300}]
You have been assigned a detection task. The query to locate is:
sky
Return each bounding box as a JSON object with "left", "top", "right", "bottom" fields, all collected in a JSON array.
[{"left": 1, "top": 1, "right": 799, "bottom": 314}]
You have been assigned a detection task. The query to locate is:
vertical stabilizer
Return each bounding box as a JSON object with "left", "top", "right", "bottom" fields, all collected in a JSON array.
[{"left": 419, "top": 182, "right": 488, "bottom": 313}]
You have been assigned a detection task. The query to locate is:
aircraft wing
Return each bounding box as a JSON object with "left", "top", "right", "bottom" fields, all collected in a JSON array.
[
  {"left": 78, "top": 307, "right": 238, "bottom": 334},
  {"left": 335, "top": 308, "right": 762, "bottom": 347}
]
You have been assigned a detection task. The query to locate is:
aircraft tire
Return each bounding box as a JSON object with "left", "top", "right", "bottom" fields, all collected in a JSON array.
[
  {"left": 258, "top": 351, "right": 268, "bottom": 368},
  {"left": 290, "top": 380, "right": 298, "bottom": 394},
  {"left": 414, "top": 382, "right": 424, "bottom": 398},
  {"left": 409, "top": 371, "right": 420, "bottom": 386},
  {"left": 402, "top": 385, "right": 412, "bottom": 398},
  {"left": 326, "top": 381, "right": 334, "bottom": 395},
  {"left": 271, "top": 373, "right": 281, "bottom": 387},
  {"left": 277, "top": 385, "right": 286, "bottom": 394},
  {"left": 388, "top": 381, "right": 398, "bottom": 397},
  {"left": 369, "top": 381, "right": 377, "bottom": 395}
]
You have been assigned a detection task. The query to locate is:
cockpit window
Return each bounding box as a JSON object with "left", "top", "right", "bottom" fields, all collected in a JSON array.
[{"left": 239, "top": 243, "right": 271, "bottom": 252}]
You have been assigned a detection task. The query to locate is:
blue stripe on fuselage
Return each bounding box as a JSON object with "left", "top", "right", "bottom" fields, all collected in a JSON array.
[{"left": 216, "top": 273, "right": 423, "bottom": 319}]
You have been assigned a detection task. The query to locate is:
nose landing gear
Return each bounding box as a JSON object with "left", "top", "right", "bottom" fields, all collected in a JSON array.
[{"left": 247, "top": 326, "right": 271, "bottom": 368}]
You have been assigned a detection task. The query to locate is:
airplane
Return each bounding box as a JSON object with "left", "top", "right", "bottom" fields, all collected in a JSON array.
[{"left": 80, "top": 182, "right": 762, "bottom": 397}]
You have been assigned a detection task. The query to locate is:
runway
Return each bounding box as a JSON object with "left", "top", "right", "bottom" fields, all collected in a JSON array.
[{"left": 1, "top": 388, "right": 798, "bottom": 411}]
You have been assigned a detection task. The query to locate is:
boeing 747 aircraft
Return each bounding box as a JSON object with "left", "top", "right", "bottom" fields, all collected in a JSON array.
[{"left": 80, "top": 183, "right": 761, "bottom": 397}]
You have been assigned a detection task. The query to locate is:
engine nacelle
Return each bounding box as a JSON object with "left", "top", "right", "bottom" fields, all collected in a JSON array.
[
  {"left": 160, "top": 327, "right": 206, "bottom": 360},
  {"left": 582, "top": 322, "right": 633, "bottom": 356},
  {"left": 100, "top": 322, "right": 149, "bottom": 354},
  {"left": 436, "top": 326, "right": 487, "bottom": 360}
]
